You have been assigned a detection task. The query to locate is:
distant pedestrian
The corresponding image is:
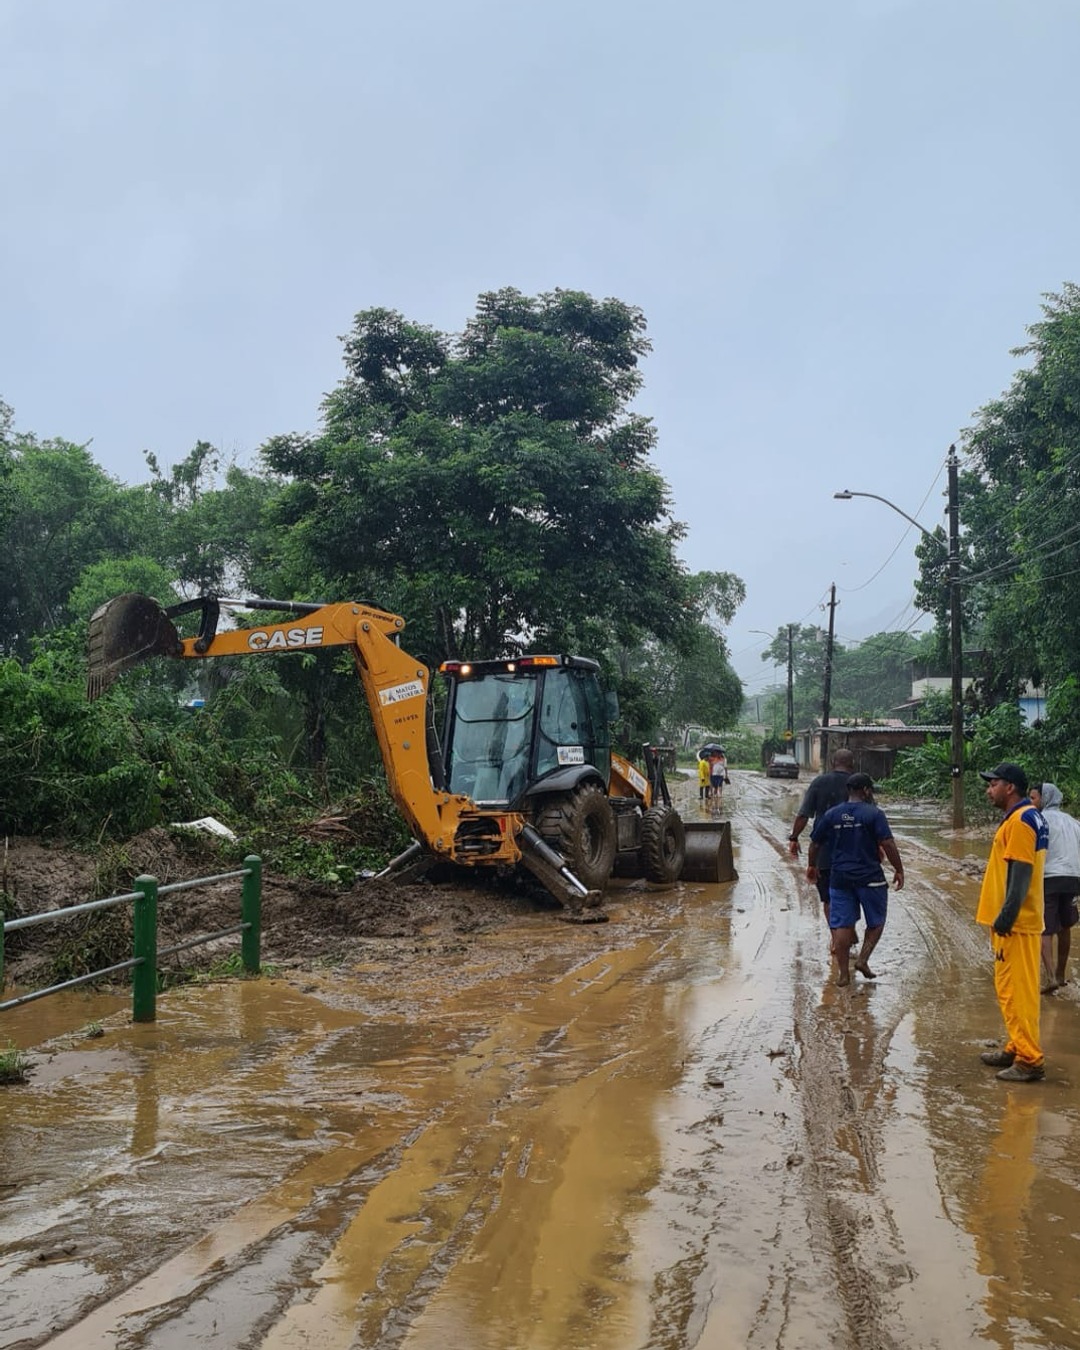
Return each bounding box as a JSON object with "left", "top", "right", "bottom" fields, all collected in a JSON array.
[
  {"left": 976, "top": 762, "right": 1048, "bottom": 1083},
  {"left": 1029, "top": 783, "right": 1080, "bottom": 994},
  {"left": 807, "top": 773, "right": 904, "bottom": 985},
  {"left": 697, "top": 754, "right": 710, "bottom": 803},
  {"left": 788, "top": 748, "right": 856, "bottom": 923},
  {"left": 709, "top": 751, "right": 727, "bottom": 802}
]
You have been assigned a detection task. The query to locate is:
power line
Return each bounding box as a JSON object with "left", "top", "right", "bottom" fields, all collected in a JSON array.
[
  {"left": 837, "top": 457, "right": 948, "bottom": 594},
  {"left": 961, "top": 518, "right": 1080, "bottom": 585},
  {"left": 986, "top": 441, "right": 1080, "bottom": 517}
]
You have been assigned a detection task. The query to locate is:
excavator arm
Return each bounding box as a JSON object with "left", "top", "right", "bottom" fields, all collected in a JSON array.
[{"left": 88, "top": 594, "right": 485, "bottom": 859}]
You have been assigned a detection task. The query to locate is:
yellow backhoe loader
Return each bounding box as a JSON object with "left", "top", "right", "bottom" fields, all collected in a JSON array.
[{"left": 87, "top": 594, "right": 734, "bottom": 917}]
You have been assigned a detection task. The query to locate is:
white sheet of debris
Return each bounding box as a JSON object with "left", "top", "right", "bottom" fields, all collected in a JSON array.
[{"left": 170, "top": 816, "right": 238, "bottom": 842}]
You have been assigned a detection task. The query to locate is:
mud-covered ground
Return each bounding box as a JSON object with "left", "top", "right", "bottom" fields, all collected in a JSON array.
[
  {"left": 4, "top": 773, "right": 1080, "bottom": 1350},
  {"left": 0, "top": 826, "right": 553, "bottom": 986}
]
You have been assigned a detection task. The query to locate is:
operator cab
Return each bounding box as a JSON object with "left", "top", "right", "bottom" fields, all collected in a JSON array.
[{"left": 438, "top": 656, "right": 612, "bottom": 805}]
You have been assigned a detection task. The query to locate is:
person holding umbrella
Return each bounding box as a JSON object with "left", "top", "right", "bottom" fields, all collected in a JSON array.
[{"left": 709, "top": 747, "right": 728, "bottom": 802}]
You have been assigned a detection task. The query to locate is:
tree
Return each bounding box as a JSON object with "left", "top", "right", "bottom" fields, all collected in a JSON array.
[
  {"left": 922, "top": 285, "right": 1080, "bottom": 706},
  {"left": 756, "top": 625, "right": 933, "bottom": 731},
  {"left": 609, "top": 571, "right": 746, "bottom": 748},
  {"left": 145, "top": 442, "right": 277, "bottom": 598},
  {"left": 760, "top": 624, "right": 831, "bottom": 729},
  {"left": 0, "top": 423, "right": 160, "bottom": 658},
  {"left": 260, "top": 289, "right": 699, "bottom": 665},
  {"left": 830, "top": 630, "right": 927, "bottom": 719}
]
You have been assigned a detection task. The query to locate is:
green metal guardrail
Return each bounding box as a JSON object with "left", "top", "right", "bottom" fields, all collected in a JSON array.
[{"left": 0, "top": 855, "right": 262, "bottom": 1022}]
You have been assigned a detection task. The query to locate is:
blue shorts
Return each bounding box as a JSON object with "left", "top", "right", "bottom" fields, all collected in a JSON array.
[{"left": 828, "top": 880, "right": 888, "bottom": 930}]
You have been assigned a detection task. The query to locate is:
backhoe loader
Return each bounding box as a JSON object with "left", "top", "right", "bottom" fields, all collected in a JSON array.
[{"left": 87, "top": 593, "right": 734, "bottom": 916}]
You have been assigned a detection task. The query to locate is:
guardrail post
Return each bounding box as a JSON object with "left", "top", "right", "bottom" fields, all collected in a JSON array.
[
  {"left": 241, "top": 855, "right": 262, "bottom": 975},
  {"left": 132, "top": 874, "right": 158, "bottom": 1022}
]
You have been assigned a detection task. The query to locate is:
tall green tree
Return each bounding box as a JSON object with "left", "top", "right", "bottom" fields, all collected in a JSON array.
[
  {"left": 760, "top": 624, "right": 831, "bottom": 729},
  {"left": 831, "top": 630, "right": 930, "bottom": 719},
  {"left": 921, "top": 284, "right": 1080, "bottom": 710},
  {"left": 610, "top": 570, "right": 746, "bottom": 746},
  {"left": 260, "top": 289, "right": 697, "bottom": 665},
  {"left": 144, "top": 442, "right": 277, "bottom": 598},
  {"left": 0, "top": 419, "right": 160, "bottom": 658}
]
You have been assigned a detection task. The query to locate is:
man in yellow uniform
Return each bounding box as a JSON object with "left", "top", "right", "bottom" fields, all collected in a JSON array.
[{"left": 977, "top": 762, "right": 1048, "bottom": 1082}]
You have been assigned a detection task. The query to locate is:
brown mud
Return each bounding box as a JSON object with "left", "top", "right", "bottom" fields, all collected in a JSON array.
[
  {"left": 0, "top": 827, "right": 546, "bottom": 987},
  {"left": 3, "top": 774, "right": 1080, "bottom": 1350}
]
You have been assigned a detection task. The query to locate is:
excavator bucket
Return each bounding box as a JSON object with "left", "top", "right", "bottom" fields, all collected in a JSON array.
[
  {"left": 681, "top": 821, "right": 737, "bottom": 884},
  {"left": 86, "top": 593, "right": 183, "bottom": 700}
]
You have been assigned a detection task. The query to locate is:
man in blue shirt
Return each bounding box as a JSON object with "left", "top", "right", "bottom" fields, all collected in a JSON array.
[{"left": 807, "top": 773, "right": 905, "bottom": 986}]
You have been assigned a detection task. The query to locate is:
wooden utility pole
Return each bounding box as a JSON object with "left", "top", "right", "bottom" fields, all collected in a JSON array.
[
  {"left": 948, "top": 446, "right": 965, "bottom": 828},
  {"left": 821, "top": 584, "right": 837, "bottom": 768},
  {"left": 786, "top": 625, "right": 794, "bottom": 739}
]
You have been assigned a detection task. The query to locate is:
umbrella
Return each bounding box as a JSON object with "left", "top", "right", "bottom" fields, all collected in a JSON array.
[{"left": 699, "top": 743, "right": 726, "bottom": 757}]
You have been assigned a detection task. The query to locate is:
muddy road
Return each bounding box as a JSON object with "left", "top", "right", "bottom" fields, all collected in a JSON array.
[{"left": 4, "top": 773, "right": 1080, "bottom": 1349}]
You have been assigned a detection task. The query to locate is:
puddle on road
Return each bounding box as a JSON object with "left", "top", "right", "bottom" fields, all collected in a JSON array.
[
  {"left": 1, "top": 986, "right": 130, "bottom": 1049},
  {"left": 884, "top": 797, "right": 993, "bottom": 866}
]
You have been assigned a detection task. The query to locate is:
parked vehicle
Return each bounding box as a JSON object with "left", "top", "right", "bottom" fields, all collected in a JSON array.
[{"left": 766, "top": 752, "right": 800, "bottom": 780}]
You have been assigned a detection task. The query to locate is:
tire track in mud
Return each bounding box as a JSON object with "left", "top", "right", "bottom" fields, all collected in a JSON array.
[
  {"left": 44, "top": 937, "right": 686, "bottom": 1350},
  {"left": 640, "top": 818, "right": 839, "bottom": 1349},
  {"left": 737, "top": 785, "right": 933, "bottom": 1350}
]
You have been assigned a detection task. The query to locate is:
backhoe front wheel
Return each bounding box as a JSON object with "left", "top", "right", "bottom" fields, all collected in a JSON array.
[
  {"left": 640, "top": 805, "right": 686, "bottom": 884},
  {"left": 533, "top": 784, "right": 617, "bottom": 892}
]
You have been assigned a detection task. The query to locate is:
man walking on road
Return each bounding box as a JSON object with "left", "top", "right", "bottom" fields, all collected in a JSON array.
[
  {"left": 807, "top": 773, "right": 904, "bottom": 985},
  {"left": 788, "top": 748, "right": 856, "bottom": 924},
  {"left": 977, "top": 762, "right": 1048, "bottom": 1083}
]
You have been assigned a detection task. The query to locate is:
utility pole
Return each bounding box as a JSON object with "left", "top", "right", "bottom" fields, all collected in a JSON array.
[
  {"left": 786, "top": 624, "right": 794, "bottom": 740},
  {"left": 821, "top": 584, "right": 837, "bottom": 769},
  {"left": 834, "top": 461, "right": 963, "bottom": 821},
  {"left": 948, "top": 445, "right": 965, "bottom": 828}
]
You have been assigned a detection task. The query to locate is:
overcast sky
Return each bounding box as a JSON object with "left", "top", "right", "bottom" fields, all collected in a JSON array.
[{"left": 3, "top": 0, "right": 1078, "bottom": 694}]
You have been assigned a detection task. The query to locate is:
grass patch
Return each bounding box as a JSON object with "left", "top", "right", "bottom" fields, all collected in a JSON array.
[
  {"left": 189, "top": 952, "right": 280, "bottom": 982},
  {"left": 0, "top": 1040, "right": 31, "bottom": 1085}
]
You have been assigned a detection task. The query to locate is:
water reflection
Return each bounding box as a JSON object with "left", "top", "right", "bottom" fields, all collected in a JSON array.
[
  {"left": 131, "top": 1058, "right": 159, "bottom": 1157},
  {"left": 970, "top": 1091, "right": 1041, "bottom": 1348}
]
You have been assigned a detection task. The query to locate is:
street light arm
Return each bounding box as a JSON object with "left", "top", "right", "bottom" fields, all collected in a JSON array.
[
  {"left": 833, "top": 490, "right": 939, "bottom": 542},
  {"left": 835, "top": 444, "right": 965, "bottom": 830}
]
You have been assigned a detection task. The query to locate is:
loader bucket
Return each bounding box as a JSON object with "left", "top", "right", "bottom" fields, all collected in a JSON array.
[
  {"left": 680, "top": 820, "right": 737, "bottom": 884},
  {"left": 86, "top": 593, "right": 183, "bottom": 700}
]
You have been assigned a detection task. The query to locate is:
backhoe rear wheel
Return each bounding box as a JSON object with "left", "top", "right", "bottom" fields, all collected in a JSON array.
[
  {"left": 533, "top": 784, "right": 617, "bottom": 892},
  {"left": 640, "top": 805, "right": 686, "bottom": 884}
]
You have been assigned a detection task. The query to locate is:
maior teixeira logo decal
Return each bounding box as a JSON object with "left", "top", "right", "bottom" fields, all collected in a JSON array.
[
  {"left": 247, "top": 627, "right": 325, "bottom": 650},
  {"left": 378, "top": 679, "right": 426, "bottom": 706}
]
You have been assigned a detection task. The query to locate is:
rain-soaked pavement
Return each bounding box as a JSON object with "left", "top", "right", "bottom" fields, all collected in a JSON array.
[{"left": 4, "top": 773, "right": 1080, "bottom": 1349}]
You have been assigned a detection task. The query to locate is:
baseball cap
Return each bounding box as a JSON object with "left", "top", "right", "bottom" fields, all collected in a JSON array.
[
  {"left": 978, "top": 761, "right": 1028, "bottom": 794},
  {"left": 847, "top": 772, "right": 875, "bottom": 792}
]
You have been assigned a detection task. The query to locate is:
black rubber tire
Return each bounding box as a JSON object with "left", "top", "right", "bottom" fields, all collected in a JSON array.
[
  {"left": 640, "top": 805, "right": 686, "bottom": 884},
  {"left": 532, "top": 783, "right": 618, "bottom": 891}
]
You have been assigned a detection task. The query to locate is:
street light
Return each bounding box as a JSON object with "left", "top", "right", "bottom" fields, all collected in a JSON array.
[{"left": 834, "top": 446, "right": 964, "bottom": 828}]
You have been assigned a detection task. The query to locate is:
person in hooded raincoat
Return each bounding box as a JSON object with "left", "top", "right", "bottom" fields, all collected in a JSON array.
[{"left": 1029, "top": 782, "right": 1080, "bottom": 993}]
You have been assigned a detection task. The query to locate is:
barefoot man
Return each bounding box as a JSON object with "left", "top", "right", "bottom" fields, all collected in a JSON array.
[{"left": 807, "top": 773, "right": 904, "bottom": 985}]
